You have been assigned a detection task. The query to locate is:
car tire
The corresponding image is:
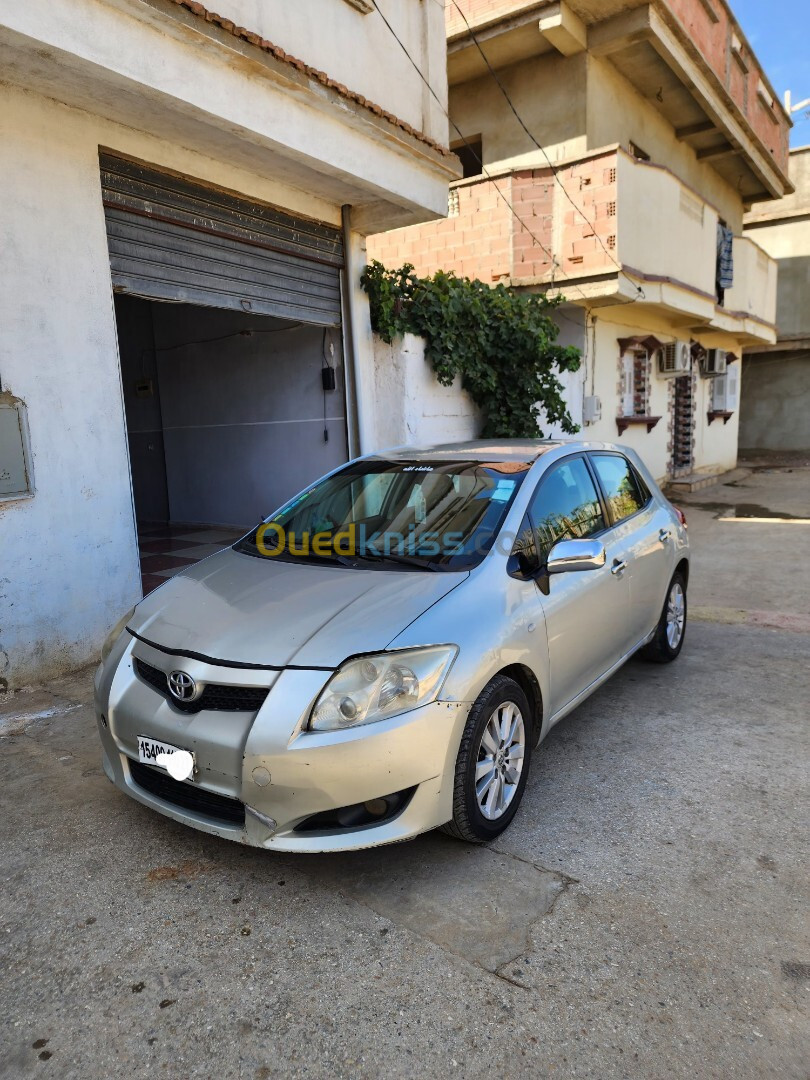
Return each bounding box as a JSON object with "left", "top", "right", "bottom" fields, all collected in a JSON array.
[
  {"left": 442, "top": 675, "right": 533, "bottom": 844},
  {"left": 641, "top": 569, "right": 687, "bottom": 663}
]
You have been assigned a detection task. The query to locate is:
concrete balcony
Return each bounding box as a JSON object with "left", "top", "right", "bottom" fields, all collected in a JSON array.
[
  {"left": 367, "top": 145, "right": 777, "bottom": 344},
  {"left": 721, "top": 236, "right": 778, "bottom": 338},
  {"left": 524, "top": 147, "right": 778, "bottom": 343}
]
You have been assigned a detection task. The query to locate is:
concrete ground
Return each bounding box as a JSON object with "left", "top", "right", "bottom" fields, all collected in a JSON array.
[{"left": 1, "top": 468, "right": 808, "bottom": 1079}]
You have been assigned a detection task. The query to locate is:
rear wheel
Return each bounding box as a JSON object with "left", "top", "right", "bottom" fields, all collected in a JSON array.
[
  {"left": 641, "top": 570, "right": 687, "bottom": 663},
  {"left": 442, "top": 675, "right": 533, "bottom": 843}
]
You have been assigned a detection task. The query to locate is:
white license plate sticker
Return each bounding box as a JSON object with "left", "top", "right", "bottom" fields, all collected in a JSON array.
[{"left": 138, "top": 736, "right": 191, "bottom": 771}]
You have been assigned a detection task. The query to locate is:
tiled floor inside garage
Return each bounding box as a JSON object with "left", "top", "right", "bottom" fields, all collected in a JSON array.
[{"left": 137, "top": 522, "right": 248, "bottom": 595}]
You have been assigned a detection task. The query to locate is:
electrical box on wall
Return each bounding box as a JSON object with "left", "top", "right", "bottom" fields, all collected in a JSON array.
[
  {"left": 0, "top": 399, "right": 34, "bottom": 500},
  {"left": 583, "top": 395, "right": 602, "bottom": 423}
]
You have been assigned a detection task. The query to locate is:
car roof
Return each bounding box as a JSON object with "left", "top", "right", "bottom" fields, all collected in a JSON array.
[{"left": 369, "top": 439, "right": 624, "bottom": 464}]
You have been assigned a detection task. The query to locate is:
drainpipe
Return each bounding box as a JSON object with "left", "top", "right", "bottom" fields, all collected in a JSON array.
[{"left": 340, "top": 204, "right": 369, "bottom": 458}]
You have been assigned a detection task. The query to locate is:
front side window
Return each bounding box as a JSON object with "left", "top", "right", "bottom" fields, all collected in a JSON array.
[
  {"left": 235, "top": 458, "right": 529, "bottom": 571},
  {"left": 526, "top": 457, "right": 606, "bottom": 563},
  {"left": 590, "top": 454, "right": 647, "bottom": 523}
]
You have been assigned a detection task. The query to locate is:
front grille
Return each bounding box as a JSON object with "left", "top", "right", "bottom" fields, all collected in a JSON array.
[
  {"left": 134, "top": 658, "right": 269, "bottom": 714},
  {"left": 129, "top": 759, "right": 245, "bottom": 826}
]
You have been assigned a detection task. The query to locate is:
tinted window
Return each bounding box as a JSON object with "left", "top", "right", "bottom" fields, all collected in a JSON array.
[
  {"left": 527, "top": 457, "right": 606, "bottom": 562},
  {"left": 590, "top": 454, "right": 647, "bottom": 523}
]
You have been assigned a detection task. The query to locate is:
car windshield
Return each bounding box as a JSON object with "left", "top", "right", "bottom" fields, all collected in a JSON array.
[{"left": 235, "top": 458, "right": 530, "bottom": 571}]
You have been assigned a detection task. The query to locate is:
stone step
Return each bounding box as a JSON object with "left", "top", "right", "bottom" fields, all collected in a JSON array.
[{"left": 665, "top": 468, "right": 749, "bottom": 494}]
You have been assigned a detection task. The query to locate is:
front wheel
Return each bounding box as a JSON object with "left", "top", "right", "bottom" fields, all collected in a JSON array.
[
  {"left": 442, "top": 675, "right": 533, "bottom": 843},
  {"left": 641, "top": 570, "right": 687, "bottom": 663}
]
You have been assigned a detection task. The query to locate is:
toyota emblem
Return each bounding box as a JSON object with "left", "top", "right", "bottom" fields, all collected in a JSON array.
[{"left": 168, "top": 670, "right": 197, "bottom": 701}]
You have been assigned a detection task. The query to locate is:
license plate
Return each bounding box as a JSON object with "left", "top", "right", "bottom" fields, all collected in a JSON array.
[{"left": 137, "top": 735, "right": 193, "bottom": 773}]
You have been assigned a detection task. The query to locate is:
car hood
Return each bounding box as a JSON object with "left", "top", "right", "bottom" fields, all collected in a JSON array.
[{"left": 128, "top": 549, "right": 468, "bottom": 668}]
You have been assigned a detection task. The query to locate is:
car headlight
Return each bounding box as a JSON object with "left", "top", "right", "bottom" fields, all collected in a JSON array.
[
  {"left": 308, "top": 646, "right": 458, "bottom": 732},
  {"left": 100, "top": 607, "right": 136, "bottom": 663}
]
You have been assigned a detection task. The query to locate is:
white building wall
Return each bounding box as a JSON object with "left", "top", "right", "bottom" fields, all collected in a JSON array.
[
  {"left": 0, "top": 87, "right": 139, "bottom": 688},
  {"left": 201, "top": 0, "right": 448, "bottom": 145},
  {"left": 370, "top": 334, "right": 481, "bottom": 450}
]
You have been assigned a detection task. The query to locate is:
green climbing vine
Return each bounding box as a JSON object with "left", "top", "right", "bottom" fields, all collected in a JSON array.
[{"left": 360, "top": 261, "right": 581, "bottom": 439}]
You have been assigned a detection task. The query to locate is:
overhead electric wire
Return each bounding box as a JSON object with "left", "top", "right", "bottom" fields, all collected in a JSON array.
[{"left": 448, "top": 0, "right": 645, "bottom": 303}]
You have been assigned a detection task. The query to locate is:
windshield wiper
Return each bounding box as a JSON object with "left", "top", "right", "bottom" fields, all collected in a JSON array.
[{"left": 353, "top": 548, "right": 440, "bottom": 572}]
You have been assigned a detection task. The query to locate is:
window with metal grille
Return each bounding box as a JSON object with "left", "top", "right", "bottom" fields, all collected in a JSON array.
[{"left": 621, "top": 349, "right": 649, "bottom": 416}]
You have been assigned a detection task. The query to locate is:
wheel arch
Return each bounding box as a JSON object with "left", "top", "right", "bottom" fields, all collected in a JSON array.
[
  {"left": 497, "top": 663, "right": 544, "bottom": 747},
  {"left": 675, "top": 557, "right": 689, "bottom": 589}
]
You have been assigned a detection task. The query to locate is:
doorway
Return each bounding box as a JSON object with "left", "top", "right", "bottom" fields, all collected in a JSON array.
[{"left": 116, "top": 296, "right": 347, "bottom": 594}]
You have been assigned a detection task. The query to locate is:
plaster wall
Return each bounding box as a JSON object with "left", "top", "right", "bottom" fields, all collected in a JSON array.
[
  {"left": 738, "top": 352, "right": 810, "bottom": 453},
  {"left": 198, "top": 0, "right": 448, "bottom": 145},
  {"left": 0, "top": 0, "right": 454, "bottom": 229},
  {"left": 370, "top": 334, "right": 481, "bottom": 451},
  {"left": 449, "top": 52, "right": 588, "bottom": 168},
  {"left": 743, "top": 219, "right": 810, "bottom": 342},
  {"left": 149, "top": 305, "right": 348, "bottom": 527}
]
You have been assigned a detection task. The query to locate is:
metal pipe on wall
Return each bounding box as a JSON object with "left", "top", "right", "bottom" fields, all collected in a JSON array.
[{"left": 340, "top": 204, "right": 369, "bottom": 458}]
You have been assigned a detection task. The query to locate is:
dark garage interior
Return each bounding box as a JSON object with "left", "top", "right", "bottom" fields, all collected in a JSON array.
[{"left": 115, "top": 295, "right": 348, "bottom": 593}]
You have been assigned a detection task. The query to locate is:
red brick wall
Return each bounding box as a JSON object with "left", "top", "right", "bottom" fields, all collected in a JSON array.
[
  {"left": 556, "top": 152, "right": 618, "bottom": 278},
  {"left": 366, "top": 177, "right": 515, "bottom": 281},
  {"left": 367, "top": 150, "right": 619, "bottom": 285}
]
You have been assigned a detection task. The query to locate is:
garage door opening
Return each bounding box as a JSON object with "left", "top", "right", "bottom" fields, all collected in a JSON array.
[
  {"left": 116, "top": 295, "right": 347, "bottom": 594},
  {"left": 100, "top": 153, "right": 350, "bottom": 596}
]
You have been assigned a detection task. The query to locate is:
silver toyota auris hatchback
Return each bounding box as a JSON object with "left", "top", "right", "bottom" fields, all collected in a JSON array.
[{"left": 95, "top": 440, "right": 689, "bottom": 852}]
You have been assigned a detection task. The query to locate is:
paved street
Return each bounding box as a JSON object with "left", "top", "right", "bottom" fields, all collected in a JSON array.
[{"left": 1, "top": 468, "right": 808, "bottom": 1080}]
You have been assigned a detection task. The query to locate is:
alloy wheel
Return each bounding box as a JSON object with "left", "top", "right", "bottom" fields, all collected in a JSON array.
[
  {"left": 475, "top": 701, "right": 526, "bottom": 820},
  {"left": 666, "top": 581, "right": 686, "bottom": 648}
]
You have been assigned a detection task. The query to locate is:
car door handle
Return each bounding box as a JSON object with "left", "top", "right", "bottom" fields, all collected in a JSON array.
[
  {"left": 611, "top": 559, "right": 627, "bottom": 576},
  {"left": 659, "top": 529, "right": 671, "bottom": 543}
]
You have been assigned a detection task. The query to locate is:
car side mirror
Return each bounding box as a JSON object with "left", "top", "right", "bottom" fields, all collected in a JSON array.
[{"left": 547, "top": 538, "right": 606, "bottom": 574}]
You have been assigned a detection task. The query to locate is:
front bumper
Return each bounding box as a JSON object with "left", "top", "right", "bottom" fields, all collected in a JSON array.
[{"left": 95, "top": 633, "right": 469, "bottom": 852}]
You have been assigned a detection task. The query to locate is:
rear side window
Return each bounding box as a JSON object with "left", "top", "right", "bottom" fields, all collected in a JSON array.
[
  {"left": 527, "top": 457, "right": 606, "bottom": 562},
  {"left": 590, "top": 454, "right": 648, "bottom": 523}
]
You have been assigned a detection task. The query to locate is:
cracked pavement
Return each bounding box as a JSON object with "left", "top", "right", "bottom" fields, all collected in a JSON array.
[{"left": 1, "top": 467, "right": 808, "bottom": 1078}]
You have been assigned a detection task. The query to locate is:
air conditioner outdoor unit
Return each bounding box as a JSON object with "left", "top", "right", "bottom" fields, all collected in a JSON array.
[
  {"left": 702, "top": 348, "right": 728, "bottom": 376},
  {"left": 659, "top": 341, "right": 691, "bottom": 376}
]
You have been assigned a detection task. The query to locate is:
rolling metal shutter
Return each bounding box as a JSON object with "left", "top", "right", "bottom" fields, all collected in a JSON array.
[{"left": 100, "top": 154, "right": 344, "bottom": 326}]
